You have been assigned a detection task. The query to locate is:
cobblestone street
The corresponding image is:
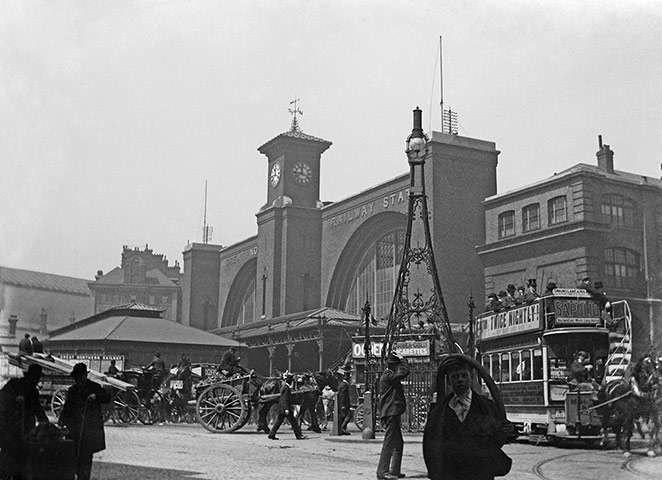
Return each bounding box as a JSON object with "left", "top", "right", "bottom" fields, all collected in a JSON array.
[{"left": 89, "top": 423, "right": 662, "bottom": 480}]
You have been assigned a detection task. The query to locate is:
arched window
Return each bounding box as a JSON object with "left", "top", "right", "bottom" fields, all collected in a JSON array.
[
  {"left": 604, "top": 247, "right": 640, "bottom": 289},
  {"left": 601, "top": 194, "right": 636, "bottom": 227},
  {"left": 522, "top": 203, "right": 540, "bottom": 232},
  {"left": 235, "top": 277, "right": 256, "bottom": 326},
  {"left": 345, "top": 229, "right": 406, "bottom": 320}
]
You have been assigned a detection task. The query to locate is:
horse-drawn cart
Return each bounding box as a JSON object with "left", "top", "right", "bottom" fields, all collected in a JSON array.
[
  {"left": 195, "top": 371, "right": 333, "bottom": 434},
  {"left": 7, "top": 353, "right": 140, "bottom": 424}
]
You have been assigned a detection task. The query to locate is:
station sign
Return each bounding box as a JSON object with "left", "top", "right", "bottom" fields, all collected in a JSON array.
[
  {"left": 352, "top": 339, "right": 430, "bottom": 358},
  {"left": 476, "top": 303, "right": 542, "bottom": 341}
]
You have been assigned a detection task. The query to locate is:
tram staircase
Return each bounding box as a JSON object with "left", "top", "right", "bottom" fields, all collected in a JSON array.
[{"left": 603, "top": 300, "right": 633, "bottom": 384}]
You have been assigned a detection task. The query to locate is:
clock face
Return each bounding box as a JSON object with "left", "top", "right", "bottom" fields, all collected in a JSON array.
[
  {"left": 292, "top": 162, "right": 312, "bottom": 185},
  {"left": 270, "top": 162, "right": 281, "bottom": 187}
]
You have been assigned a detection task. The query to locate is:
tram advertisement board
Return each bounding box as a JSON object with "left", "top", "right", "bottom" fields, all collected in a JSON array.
[
  {"left": 352, "top": 339, "right": 430, "bottom": 358},
  {"left": 552, "top": 298, "right": 602, "bottom": 326},
  {"left": 499, "top": 382, "right": 544, "bottom": 406},
  {"left": 476, "top": 303, "right": 541, "bottom": 341}
]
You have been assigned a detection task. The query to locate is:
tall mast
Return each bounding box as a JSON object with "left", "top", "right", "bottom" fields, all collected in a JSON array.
[
  {"left": 440, "top": 36, "right": 444, "bottom": 133},
  {"left": 203, "top": 180, "right": 208, "bottom": 244}
]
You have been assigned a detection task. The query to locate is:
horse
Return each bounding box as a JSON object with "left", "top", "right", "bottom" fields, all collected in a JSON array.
[
  {"left": 254, "top": 369, "right": 339, "bottom": 434},
  {"left": 597, "top": 355, "right": 662, "bottom": 456}
]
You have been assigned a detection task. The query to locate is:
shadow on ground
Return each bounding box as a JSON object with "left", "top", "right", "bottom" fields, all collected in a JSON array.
[{"left": 95, "top": 461, "right": 204, "bottom": 480}]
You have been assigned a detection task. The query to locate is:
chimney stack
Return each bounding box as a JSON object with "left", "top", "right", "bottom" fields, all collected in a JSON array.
[
  {"left": 596, "top": 135, "right": 614, "bottom": 174},
  {"left": 8, "top": 315, "right": 18, "bottom": 337}
]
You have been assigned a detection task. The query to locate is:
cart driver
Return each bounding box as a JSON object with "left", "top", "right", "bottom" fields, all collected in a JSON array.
[
  {"left": 218, "top": 347, "right": 248, "bottom": 377},
  {"left": 145, "top": 352, "right": 166, "bottom": 390}
]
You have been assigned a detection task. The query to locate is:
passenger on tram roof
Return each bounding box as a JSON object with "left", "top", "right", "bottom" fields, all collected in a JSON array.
[
  {"left": 514, "top": 286, "right": 526, "bottom": 305},
  {"left": 522, "top": 279, "right": 539, "bottom": 304},
  {"left": 498, "top": 290, "right": 514, "bottom": 308},
  {"left": 506, "top": 284, "right": 517, "bottom": 305},
  {"left": 485, "top": 293, "right": 501, "bottom": 312}
]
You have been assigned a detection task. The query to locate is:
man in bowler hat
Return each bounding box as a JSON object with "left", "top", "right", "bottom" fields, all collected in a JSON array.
[
  {"left": 423, "top": 356, "right": 515, "bottom": 480},
  {"left": 267, "top": 372, "right": 307, "bottom": 440},
  {"left": 335, "top": 367, "right": 352, "bottom": 435},
  {"left": 376, "top": 352, "right": 410, "bottom": 480},
  {"left": 59, "top": 363, "right": 111, "bottom": 480}
]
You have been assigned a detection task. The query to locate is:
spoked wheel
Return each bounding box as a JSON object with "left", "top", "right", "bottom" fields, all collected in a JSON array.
[
  {"left": 237, "top": 403, "right": 252, "bottom": 429},
  {"left": 115, "top": 390, "right": 141, "bottom": 423},
  {"left": 50, "top": 387, "right": 68, "bottom": 420},
  {"left": 196, "top": 383, "right": 246, "bottom": 433},
  {"left": 353, "top": 401, "right": 364, "bottom": 431},
  {"left": 138, "top": 390, "right": 165, "bottom": 425}
]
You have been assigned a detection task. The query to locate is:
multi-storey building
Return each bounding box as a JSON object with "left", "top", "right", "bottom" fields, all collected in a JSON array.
[
  {"left": 89, "top": 244, "right": 182, "bottom": 322},
  {"left": 182, "top": 117, "right": 499, "bottom": 373},
  {"left": 477, "top": 140, "right": 662, "bottom": 356}
]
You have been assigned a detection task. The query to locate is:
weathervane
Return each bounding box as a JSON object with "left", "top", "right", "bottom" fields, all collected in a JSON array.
[{"left": 289, "top": 97, "right": 303, "bottom": 132}]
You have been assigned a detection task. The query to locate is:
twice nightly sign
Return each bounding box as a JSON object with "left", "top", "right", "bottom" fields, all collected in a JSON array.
[{"left": 476, "top": 303, "right": 542, "bottom": 340}]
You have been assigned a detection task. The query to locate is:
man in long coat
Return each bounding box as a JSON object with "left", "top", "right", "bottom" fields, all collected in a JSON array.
[
  {"left": 267, "top": 373, "right": 307, "bottom": 440},
  {"left": 335, "top": 368, "right": 351, "bottom": 435},
  {"left": 376, "top": 352, "right": 410, "bottom": 480},
  {"left": 0, "top": 364, "right": 48, "bottom": 479},
  {"left": 423, "top": 356, "right": 515, "bottom": 480},
  {"left": 59, "top": 363, "right": 111, "bottom": 480}
]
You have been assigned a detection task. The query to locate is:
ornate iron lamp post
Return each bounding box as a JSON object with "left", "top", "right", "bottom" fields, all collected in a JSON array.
[{"left": 382, "top": 107, "right": 457, "bottom": 360}]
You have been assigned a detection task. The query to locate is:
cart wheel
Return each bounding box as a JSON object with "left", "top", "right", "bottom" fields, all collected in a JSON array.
[
  {"left": 353, "top": 401, "right": 364, "bottom": 431},
  {"left": 51, "top": 387, "right": 68, "bottom": 419},
  {"left": 237, "top": 403, "right": 253, "bottom": 429},
  {"left": 115, "top": 390, "right": 141, "bottom": 423},
  {"left": 196, "top": 383, "right": 246, "bottom": 433}
]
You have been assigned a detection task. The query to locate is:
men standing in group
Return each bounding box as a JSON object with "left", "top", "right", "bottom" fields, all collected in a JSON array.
[
  {"left": 0, "top": 364, "right": 49, "bottom": 479},
  {"left": 335, "top": 368, "right": 351, "bottom": 435},
  {"left": 59, "top": 363, "right": 111, "bottom": 480},
  {"left": 267, "top": 372, "right": 307, "bottom": 440},
  {"left": 376, "top": 352, "right": 410, "bottom": 480},
  {"left": 423, "top": 356, "right": 515, "bottom": 480}
]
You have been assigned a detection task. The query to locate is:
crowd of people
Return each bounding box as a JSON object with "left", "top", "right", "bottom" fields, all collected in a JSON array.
[{"left": 484, "top": 276, "right": 610, "bottom": 314}]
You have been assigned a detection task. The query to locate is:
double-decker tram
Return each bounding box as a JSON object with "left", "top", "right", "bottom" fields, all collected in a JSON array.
[{"left": 475, "top": 287, "right": 632, "bottom": 444}]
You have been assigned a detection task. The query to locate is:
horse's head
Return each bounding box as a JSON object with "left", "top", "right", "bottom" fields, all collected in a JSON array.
[
  {"left": 313, "top": 369, "right": 339, "bottom": 391},
  {"left": 260, "top": 377, "right": 282, "bottom": 396}
]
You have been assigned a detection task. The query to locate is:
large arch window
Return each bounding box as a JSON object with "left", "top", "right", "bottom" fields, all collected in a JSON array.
[
  {"left": 221, "top": 258, "right": 257, "bottom": 328},
  {"left": 345, "top": 229, "right": 406, "bottom": 320},
  {"left": 235, "top": 277, "right": 256, "bottom": 326},
  {"left": 604, "top": 247, "right": 640, "bottom": 289},
  {"left": 601, "top": 194, "right": 635, "bottom": 227}
]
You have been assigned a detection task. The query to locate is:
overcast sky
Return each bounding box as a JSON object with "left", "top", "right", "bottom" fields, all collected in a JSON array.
[{"left": 2, "top": 0, "right": 661, "bottom": 280}]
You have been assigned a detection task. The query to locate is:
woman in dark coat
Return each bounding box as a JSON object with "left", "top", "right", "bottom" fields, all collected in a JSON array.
[{"left": 59, "top": 363, "right": 111, "bottom": 480}]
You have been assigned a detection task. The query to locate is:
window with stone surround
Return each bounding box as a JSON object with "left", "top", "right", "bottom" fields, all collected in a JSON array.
[
  {"left": 498, "top": 210, "right": 515, "bottom": 238},
  {"left": 601, "top": 194, "right": 635, "bottom": 227},
  {"left": 547, "top": 196, "right": 567, "bottom": 225},
  {"left": 522, "top": 203, "right": 540, "bottom": 232},
  {"left": 604, "top": 247, "right": 640, "bottom": 289}
]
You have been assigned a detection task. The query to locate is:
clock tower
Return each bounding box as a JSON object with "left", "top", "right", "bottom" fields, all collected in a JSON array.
[{"left": 256, "top": 116, "right": 332, "bottom": 318}]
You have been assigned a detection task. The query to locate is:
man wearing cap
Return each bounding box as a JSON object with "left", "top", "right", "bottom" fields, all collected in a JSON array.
[
  {"left": 568, "top": 351, "right": 594, "bottom": 389},
  {"left": 335, "top": 368, "right": 352, "bottom": 435},
  {"left": 484, "top": 293, "right": 500, "bottom": 312},
  {"left": 0, "top": 363, "right": 49, "bottom": 478},
  {"left": 376, "top": 352, "right": 410, "bottom": 480},
  {"left": 424, "top": 356, "right": 514, "bottom": 480},
  {"left": 59, "top": 363, "right": 111, "bottom": 480},
  {"left": 268, "top": 372, "right": 307, "bottom": 440}
]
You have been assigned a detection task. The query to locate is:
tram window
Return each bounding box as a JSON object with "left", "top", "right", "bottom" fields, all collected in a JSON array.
[
  {"left": 491, "top": 355, "right": 500, "bottom": 382},
  {"left": 511, "top": 351, "right": 521, "bottom": 381},
  {"left": 501, "top": 353, "right": 510, "bottom": 382},
  {"left": 533, "top": 349, "right": 543, "bottom": 380},
  {"left": 521, "top": 350, "right": 532, "bottom": 380}
]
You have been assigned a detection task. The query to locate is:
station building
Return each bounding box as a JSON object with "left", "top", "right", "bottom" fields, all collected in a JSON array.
[
  {"left": 182, "top": 121, "right": 499, "bottom": 374},
  {"left": 477, "top": 140, "right": 662, "bottom": 357}
]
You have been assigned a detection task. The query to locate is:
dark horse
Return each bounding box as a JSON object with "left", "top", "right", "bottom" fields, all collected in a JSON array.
[
  {"left": 254, "top": 369, "right": 338, "bottom": 434},
  {"left": 597, "top": 355, "right": 661, "bottom": 456}
]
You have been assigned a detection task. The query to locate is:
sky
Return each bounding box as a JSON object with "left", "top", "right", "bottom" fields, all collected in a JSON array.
[{"left": 1, "top": 0, "right": 661, "bottom": 280}]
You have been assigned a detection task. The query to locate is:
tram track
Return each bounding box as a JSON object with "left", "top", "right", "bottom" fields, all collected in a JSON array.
[{"left": 532, "top": 450, "right": 660, "bottom": 480}]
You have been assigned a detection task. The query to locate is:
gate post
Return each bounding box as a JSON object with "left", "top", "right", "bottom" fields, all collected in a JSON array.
[
  {"left": 362, "top": 390, "right": 375, "bottom": 439},
  {"left": 332, "top": 392, "right": 341, "bottom": 436}
]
